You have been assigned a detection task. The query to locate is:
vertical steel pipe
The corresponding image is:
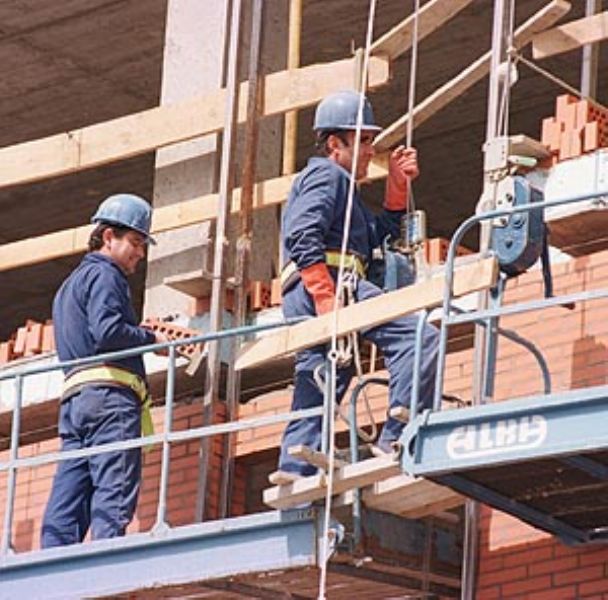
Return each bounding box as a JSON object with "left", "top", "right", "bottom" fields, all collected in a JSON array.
[
  {"left": 154, "top": 344, "right": 176, "bottom": 530},
  {"left": 1, "top": 375, "right": 23, "bottom": 556}
]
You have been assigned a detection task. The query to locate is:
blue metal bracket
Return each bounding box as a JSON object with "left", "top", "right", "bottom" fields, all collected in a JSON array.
[
  {"left": 0, "top": 510, "right": 319, "bottom": 600},
  {"left": 402, "top": 386, "right": 608, "bottom": 476},
  {"left": 400, "top": 386, "right": 608, "bottom": 545}
]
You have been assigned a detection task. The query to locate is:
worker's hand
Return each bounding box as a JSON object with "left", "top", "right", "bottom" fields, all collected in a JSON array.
[
  {"left": 384, "top": 146, "right": 419, "bottom": 210},
  {"left": 153, "top": 330, "right": 170, "bottom": 356},
  {"left": 300, "top": 263, "right": 336, "bottom": 316}
]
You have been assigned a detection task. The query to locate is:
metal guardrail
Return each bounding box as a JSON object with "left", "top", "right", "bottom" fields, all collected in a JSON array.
[
  {"left": 0, "top": 316, "right": 322, "bottom": 558},
  {"left": 434, "top": 188, "right": 608, "bottom": 409}
]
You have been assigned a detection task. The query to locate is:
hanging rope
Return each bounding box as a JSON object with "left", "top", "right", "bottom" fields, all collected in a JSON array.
[
  {"left": 406, "top": 0, "right": 421, "bottom": 218},
  {"left": 510, "top": 48, "right": 604, "bottom": 109},
  {"left": 317, "top": 0, "right": 378, "bottom": 596}
]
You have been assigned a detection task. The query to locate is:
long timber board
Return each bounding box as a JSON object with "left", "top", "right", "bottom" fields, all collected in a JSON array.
[
  {"left": 374, "top": 0, "right": 571, "bottom": 150},
  {"left": 236, "top": 256, "right": 498, "bottom": 371},
  {"left": 0, "top": 55, "right": 389, "bottom": 190},
  {"left": 0, "top": 154, "right": 389, "bottom": 272}
]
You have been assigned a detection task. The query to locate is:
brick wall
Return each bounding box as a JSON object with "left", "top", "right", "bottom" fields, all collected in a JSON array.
[
  {"left": 235, "top": 248, "right": 608, "bottom": 598},
  {"left": 473, "top": 250, "right": 608, "bottom": 599},
  {"left": 2, "top": 247, "right": 608, "bottom": 592},
  {"left": 0, "top": 399, "right": 237, "bottom": 552}
]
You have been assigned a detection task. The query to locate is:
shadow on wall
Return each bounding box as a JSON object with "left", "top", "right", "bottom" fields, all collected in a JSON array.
[{"left": 476, "top": 505, "right": 608, "bottom": 598}]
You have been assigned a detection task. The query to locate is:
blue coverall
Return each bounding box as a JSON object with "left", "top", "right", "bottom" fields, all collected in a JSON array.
[
  {"left": 279, "top": 157, "right": 439, "bottom": 476},
  {"left": 41, "top": 253, "right": 156, "bottom": 547}
]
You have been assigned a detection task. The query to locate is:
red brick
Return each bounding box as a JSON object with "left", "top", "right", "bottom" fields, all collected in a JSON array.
[
  {"left": 270, "top": 277, "right": 282, "bottom": 306},
  {"left": 584, "top": 121, "right": 600, "bottom": 153},
  {"left": 528, "top": 556, "right": 578, "bottom": 576},
  {"left": 555, "top": 94, "right": 578, "bottom": 123},
  {"left": 41, "top": 323, "right": 55, "bottom": 353},
  {"left": 24, "top": 322, "right": 43, "bottom": 356},
  {"left": 578, "top": 577, "right": 608, "bottom": 595},
  {"left": 13, "top": 326, "right": 28, "bottom": 357},
  {"left": 553, "top": 564, "right": 604, "bottom": 586},
  {"left": 0, "top": 340, "right": 14, "bottom": 364},
  {"left": 526, "top": 586, "right": 577, "bottom": 600},
  {"left": 478, "top": 565, "right": 527, "bottom": 587},
  {"left": 501, "top": 574, "right": 552, "bottom": 596}
]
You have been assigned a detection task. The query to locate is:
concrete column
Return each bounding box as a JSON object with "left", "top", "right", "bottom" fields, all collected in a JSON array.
[{"left": 144, "top": 0, "right": 287, "bottom": 321}]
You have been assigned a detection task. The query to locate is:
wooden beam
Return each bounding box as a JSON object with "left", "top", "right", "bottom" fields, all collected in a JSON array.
[
  {"left": 0, "top": 153, "right": 390, "bottom": 272},
  {"left": 236, "top": 256, "right": 498, "bottom": 371},
  {"left": 0, "top": 55, "right": 389, "bottom": 190},
  {"left": 263, "top": 455, "right": 400, "bottom": 510},
  {"left": 533, "top": 11, "right": 608, "bottom": 59},
  {"left": 335, "top": 474, "right": 464, "bottom": 519},
  {"left": 375, "top": 0, "right": 571, "bottom": 151},
  {"left": 370, "top": 0, "right": 475, "bottom": 60},
  {"left": 362, "top": 475, "right": 464, "bottom": 519},
  {"left": 287, "top": 444, "right": 348, "bottom": 470}
]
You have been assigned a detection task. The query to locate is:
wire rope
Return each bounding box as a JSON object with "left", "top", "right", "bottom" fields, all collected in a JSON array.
[{"left": 317, "top": 0, "right": 378, "bottom": 596}]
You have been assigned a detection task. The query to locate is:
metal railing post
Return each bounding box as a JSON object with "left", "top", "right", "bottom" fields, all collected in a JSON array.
[
  {"left": 1, "top": 375, "right": 23, "bottom": 556},
  {"left": 154, "top": 344, "right": 176, "bottom": 531}
]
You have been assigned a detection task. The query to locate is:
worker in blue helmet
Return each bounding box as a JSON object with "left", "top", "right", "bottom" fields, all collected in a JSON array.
[
  {"left": 276, "top": 90, "right": 439, "bottom": 479},
  {"left": 41, "top": 193, "right": 168, "bottom": 547}
]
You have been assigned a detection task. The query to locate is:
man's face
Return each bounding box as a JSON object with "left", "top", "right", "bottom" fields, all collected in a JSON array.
[
  {"left": 103, "top": 229, "right": 147, "bottom": 275},
  {"left": 329, "top": 130, "right": 376, "bottom": 180}
]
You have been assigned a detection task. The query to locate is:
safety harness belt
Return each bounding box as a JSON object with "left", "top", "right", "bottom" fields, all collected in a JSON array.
[
  {"left": 281, "top": 250, "right": 367, "bottom": 291},
  {"left": 62, "top": 365, "right": 154, "bottom": 438}
]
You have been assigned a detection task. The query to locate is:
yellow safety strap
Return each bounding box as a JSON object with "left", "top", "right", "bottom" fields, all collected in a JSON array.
[
  {"left": 281, "top": 251, "right": 366, "bottom": 288},
  {"left": 63, "top": 366, "right": 154, "bottom": 439}
]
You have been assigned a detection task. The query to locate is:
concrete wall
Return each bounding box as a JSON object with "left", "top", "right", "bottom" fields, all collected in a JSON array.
[{"left": 144, "top": 0, "right": 286, "bottom": 320}]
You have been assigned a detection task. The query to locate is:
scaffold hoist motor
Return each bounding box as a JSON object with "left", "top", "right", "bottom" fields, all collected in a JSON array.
[
  {"left": 490, "top": 174, "right": 556, "bottom": 299},
  {"left": 368, "top": 209, "right": 427, "bottom": 292}
]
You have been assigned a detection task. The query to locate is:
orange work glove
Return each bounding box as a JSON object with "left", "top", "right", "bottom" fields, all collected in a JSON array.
[
  {"left": 384, "top": 146, "right": 419, "bottom": 210},
  {"left": 300, "top": 263, "right": 336, "bottom": 316}
]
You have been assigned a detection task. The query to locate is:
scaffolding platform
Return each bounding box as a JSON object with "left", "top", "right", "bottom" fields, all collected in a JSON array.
[
  {"left": 401, "top": 385, "right": 608, "bottom": 545},
  {"left": 1, "top": 508, "right": 462, "bottom": 599}
]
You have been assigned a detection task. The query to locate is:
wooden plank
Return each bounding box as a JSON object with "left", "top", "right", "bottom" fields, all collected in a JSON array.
[
  {"left": 0, "top": 55, "right": 389, "bottom": 190},
  {"left": 263, "top": 456, "right": 401, "bottom": 510},
  {"left": 0, "top": 152, "right": 390, "bottom": 272},
  {"left": 370, "top": 0, "right": 475, "bottom": 60},
  {"left": 375, "top": 0, "right": 571, "bottom": 151},
  {"left": 509, "top": 134, "right": 551, "bottom": 159},
  {"left": 533, "top": 11, "right": 608, "bottom": 59},
  {"left": 288, "top": 444, "right": 348, "bottom": 470},
  {"left": 236, "top": 256, "right": 498, "bottom": 371},
  {"left": 362, "top": 475, "right": 464, "bottom": 518}
]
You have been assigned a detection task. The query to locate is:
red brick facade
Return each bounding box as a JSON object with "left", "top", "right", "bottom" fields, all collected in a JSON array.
[{"left": 1, "top": 247, "right": 608, "bottom": 596}]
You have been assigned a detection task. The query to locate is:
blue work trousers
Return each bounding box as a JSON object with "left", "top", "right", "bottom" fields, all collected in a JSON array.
[
  {"left": 41, "top": 386, "right": 142, "bottom": 547},
  {"left": 279, "top": 277, "right": 439, "bottom": 476}
]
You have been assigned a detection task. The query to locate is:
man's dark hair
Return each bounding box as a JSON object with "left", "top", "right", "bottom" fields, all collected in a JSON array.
[
  {"left": 88, "top": 223, "right": 131, "bottom": 252},
  {"left": 315, "top": 129, "right": 350, "bottom": 156}
]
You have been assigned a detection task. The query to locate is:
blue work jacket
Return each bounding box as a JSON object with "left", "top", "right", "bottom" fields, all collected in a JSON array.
[
  {"left": 282, "top": 157, "right": 404, "bottom": 271},
  {"left": 53, "top": 253, "right": 155, "bottom": 379}
]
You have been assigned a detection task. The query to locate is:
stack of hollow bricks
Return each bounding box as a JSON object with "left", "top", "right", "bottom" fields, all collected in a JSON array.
[
  {"left": 231, "top": 238, "right": 472, "bottom": 315},
  {"left": 0, "top": 318, "right": 204, "bottom": 367},
  {"left": 141, "top": 317, "right": 204, "bottom": 360},
  {"left": 0, "top": 320, "right": 55, "bottom": 366},
  {"left": 541, "top": 94, "right": 608, "bottom": 166}
]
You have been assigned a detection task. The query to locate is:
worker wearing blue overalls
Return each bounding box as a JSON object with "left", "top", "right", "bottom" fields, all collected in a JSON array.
[
  {"left": 277, "top": 91, "right": 439, "bottom": 478},
  {"left": 41, "top": 194, "right": 168, "bottom": 547}
]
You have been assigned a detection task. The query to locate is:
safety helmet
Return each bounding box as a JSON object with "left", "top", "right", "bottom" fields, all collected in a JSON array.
[
  {"left": 313, "top": 90, "right": 382, "bottom": 133},
  {"left": 91, "top": 193, "right": 156, "bottom": 244}
]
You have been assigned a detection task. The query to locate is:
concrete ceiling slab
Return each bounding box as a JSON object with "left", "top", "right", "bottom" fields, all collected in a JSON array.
[{"left": 0, "top": 0, "right": 603, "bottom": 339}]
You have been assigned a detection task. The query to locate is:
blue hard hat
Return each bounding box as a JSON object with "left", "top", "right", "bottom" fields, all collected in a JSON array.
[
  {"left": 313, "top": 90, "right": 382, "bottom": 133},
  {"left": 91, "top": 194, "right": 156, "bottom": 244}
]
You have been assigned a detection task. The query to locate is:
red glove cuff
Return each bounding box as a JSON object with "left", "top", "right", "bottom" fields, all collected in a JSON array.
[
  {"left": 384, "top": 171, "right": 410, "bottom": 210},
  {"left": 300, "top": 263, "right": 336, "bottom": 316}
]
